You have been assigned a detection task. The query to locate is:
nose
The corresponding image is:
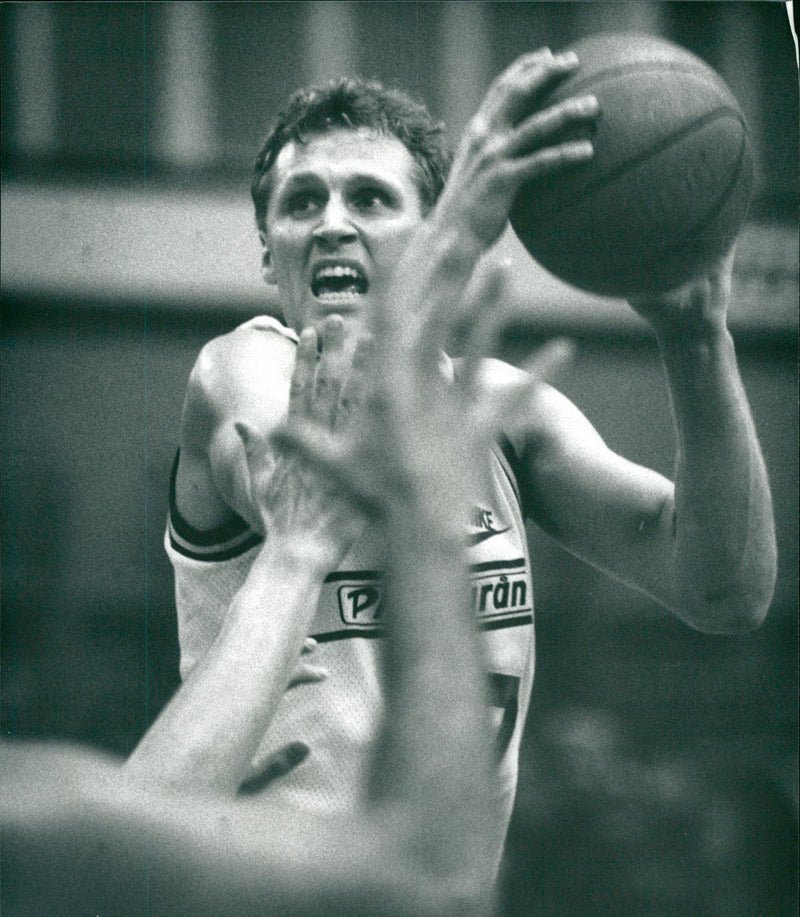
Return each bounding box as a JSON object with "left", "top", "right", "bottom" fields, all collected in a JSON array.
[{"left": 312, "top": 196, "right": 358, "bottom": 248}]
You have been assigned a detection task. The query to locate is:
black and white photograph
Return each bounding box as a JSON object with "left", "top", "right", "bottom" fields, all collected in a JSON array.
[{"left": 2, "top": 3, "right": 797, "bottom": 914}]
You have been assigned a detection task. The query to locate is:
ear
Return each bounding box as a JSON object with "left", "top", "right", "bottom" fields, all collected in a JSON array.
[{"left": 259, "top": 231, "right": 277, "bottom": 285}]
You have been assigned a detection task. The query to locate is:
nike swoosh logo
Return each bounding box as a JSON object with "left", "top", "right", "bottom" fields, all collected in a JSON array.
[{"left": 466, "top": 526, "right": 511, "bottom": 546}]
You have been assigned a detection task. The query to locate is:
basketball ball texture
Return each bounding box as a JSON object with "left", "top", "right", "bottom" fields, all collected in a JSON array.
[{"left": 509, "top": 33, "right": 754, "bottom": 297}]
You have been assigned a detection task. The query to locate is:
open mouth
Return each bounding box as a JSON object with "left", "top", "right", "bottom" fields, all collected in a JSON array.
[{"left": 311, "top": 264, "right": 369, "bottom": 302}]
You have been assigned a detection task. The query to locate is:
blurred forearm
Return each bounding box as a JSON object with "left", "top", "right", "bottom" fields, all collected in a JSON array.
[{"left": 124, "top": 541, "right": 326, "bottom": 795}]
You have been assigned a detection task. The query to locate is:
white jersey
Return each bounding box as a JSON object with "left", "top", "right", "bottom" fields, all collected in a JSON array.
[{"left": 166, "top": 316, "right": 535, "bottom": 869}]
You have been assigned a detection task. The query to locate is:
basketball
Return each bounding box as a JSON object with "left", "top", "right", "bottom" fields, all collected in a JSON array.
[{"left": 509, "top": 33, "right": 755, "bottom": 297}]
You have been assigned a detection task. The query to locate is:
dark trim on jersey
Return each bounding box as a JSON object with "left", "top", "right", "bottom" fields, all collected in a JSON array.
[
  {"left": 312, "top": 629, "right": 385, "bottom": 643},
  {"left": 497, "top": 435, "right": 525, "bottom": 510},
  {"left": 169, "top": 533, "right": 263, "bottom": 562},
  {"left": 312, "top": 611, "right": 531, "bottom": 643},
  {"left": 168, "top": 450, "right": 263, "bottom": 561},
  {"left": 324, "top": 569, "right": 382, "bottom": 583},
  {"left": 470, "top": 557, "right": 527, "bottom": 574},
  {"left": 480, "top": 612, "right": 532, "bottom": 631},
  {"left": 167, "top": 317, "right": 299, "bottom": 563}
]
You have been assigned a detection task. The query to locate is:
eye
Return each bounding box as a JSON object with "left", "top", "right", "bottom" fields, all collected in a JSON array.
[
  {"left": 285, "top": 190, "right": 323, "bottom": 217},
  {"left": 351, "top": 187, "right": 391, "bottom": 212}
]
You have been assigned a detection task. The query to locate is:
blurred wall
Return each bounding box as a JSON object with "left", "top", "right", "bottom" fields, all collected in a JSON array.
[{"left": 1, "top": 3, "right": 798, "bottom": 912}]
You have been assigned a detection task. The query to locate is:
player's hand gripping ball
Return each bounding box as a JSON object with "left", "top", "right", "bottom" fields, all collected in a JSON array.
[{"left": 510, "top": 33, "right": 754, "bottom": 298}]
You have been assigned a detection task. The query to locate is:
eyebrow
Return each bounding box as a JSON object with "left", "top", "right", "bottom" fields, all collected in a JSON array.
[
  {"left": 276, "top": 170, "right": 407, "bottom": 196},
  {"left": 272, "top": 173, "right": 321, "bottom": 199}
]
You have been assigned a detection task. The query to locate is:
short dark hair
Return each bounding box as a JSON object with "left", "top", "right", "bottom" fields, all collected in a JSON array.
[{"left": 251, "top": 78, "right": 451, "bottom": 233}]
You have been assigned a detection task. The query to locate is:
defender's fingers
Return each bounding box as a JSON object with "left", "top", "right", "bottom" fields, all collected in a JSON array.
[
  {"left": 459, "top": 262, "right": 515, "bottom": 394},
  {"left": 338, "top": 336, "right": 376, "bottom": 427},
  {"left": 288, "top": 328, "right": 319, "bottom": 417},
  {"left": 272, "top": 423, "right": 384, "bottom": 518},
  {"left": 313, "top": 315, "right": 347, "bottom": 427},
  {"left": 365, "top": 289, "right": 429, "bottom": 405},
  {"left": 472, "top": 338, "right": 576, "bottom": 440},
  {"left": 518, "top": 337, "right": 576, "bottom": 385}
]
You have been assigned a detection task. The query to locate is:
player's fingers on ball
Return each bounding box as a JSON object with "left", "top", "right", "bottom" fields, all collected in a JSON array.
[
  {"left": 485, "top": 49, "right": 554, "bottom": 105},
  {"left": 288, "top": 327, "right": 318, "bottom": 417},
  {"left": 494, "top": 49, "right": 581, "bottom": 126},
  {"left": 473, "top": 51, "right": 551, "bottom": 135},
  {"left": 507, "top": 94, "right": 599, "bottom": 157},
  {"left": 514, "top": 139, "right": 594, "bottom": 183}
]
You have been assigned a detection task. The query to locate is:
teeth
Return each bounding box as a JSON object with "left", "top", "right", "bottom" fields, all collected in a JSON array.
[
  {"left": 313, "top": 265, "right": 361, "bottom": 282},
  {"left": 311, "top": 263, "right": 368, "bottom": 299}
]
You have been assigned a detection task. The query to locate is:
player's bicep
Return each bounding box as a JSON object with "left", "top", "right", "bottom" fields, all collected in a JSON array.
[{"left": 523, "top": 388, "right": 676, "bottom": 595}]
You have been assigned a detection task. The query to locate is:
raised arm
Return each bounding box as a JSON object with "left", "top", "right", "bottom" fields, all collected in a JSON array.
[
  {"left": 511, "top": 249, "right": 776, "bottom": 634},
  {"left": 629, "top": 250, "right": 776, "bottom": 630},
  {"left": 400, "top": 47, "right": 774, "bottom": 636}
]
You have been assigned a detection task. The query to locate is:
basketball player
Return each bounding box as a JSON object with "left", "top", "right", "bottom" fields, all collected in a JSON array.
[
  {"left": 2, "top": 261, "right": 554, "bottom": 915},
  {"left": 165, "top": 48, "right": 776, "bottom": 871}
]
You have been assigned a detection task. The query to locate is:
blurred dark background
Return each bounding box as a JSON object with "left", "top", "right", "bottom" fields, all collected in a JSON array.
[{"left": 2, "top": 3, "right": 797, "bottom": 914}]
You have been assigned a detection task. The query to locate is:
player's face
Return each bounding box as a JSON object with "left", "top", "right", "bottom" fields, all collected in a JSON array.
[{"left": 261, "top": 128, "right": 425, "bottom": 335}]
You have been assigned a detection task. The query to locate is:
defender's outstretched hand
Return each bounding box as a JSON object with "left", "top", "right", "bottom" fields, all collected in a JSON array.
[
  {"left": 241, "top": 314, "right": 367, "bottom": 567},
  {"left": 275, "top": 264, "right": 573, "bottom": 529}
]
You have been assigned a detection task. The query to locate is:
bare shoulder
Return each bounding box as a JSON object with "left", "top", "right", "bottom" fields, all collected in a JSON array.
[
  {"left": 462, "top": 356, "right": 601, "bottom": 457},
  {"left": 184, "top": 319, "right": 297, "bottom": 443},
  {"left": 176, "top": 319, "right": 298, "bottom": 531},
  {"left": 190, "top": 320, "right": 296, "bottom": 423}
]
